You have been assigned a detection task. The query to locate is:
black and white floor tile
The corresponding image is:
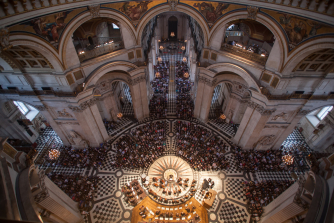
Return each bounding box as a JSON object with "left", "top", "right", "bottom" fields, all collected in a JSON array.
[{"left": 33, "top": 115, "right": 313, "bottom": 223}]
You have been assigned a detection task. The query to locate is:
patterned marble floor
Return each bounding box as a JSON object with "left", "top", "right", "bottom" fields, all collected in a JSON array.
[{"left": 34, "top": 119, "right": 312, "bottom": 223}]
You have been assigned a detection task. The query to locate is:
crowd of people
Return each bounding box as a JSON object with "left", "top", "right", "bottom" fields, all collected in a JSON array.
[
  {"left": 48, "top": 173, "right": 99, "bottom": 212},
  {"left": 149, "top": 61, "right": 169, "bottom": 118},
  {"left": 103, "top": 119, "right": 117, "bottom": 133},
  {"left": 233, "top": 147, "right": 287, "bottom": 172},
  {"left": 244, "top": 180, "right": 294, "bottom": 221},
  {"left": 175, "top": 61, "right": 194, "bottom": 119},
  {"left": 112, "top": 121, "right": 166, "bottom": 169},
  {"left": 46, "top": 144, "right": 110, "bottom": 169},
  {"left": 175, "top": 121, "right": 230, "bottom": 171}
]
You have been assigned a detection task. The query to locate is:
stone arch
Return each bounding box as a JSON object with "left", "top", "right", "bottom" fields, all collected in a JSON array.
[
  {"left": 209, "top": 11, "right": 287, "bottom": 71},
  {"left": 281, "top": 39, "right": 334, "bottom": 75},
  {"left": 136, "top": 4, "right": 209, "bottom": 46},
  {"left": 84, "top": 61, "right": 137, "bottom": 90},
  {"left": 9, "top": 35, "right": 64, "bottom": 72},
  {"left": 58, "top": 10, "right": 137, "bottom": 69},
  {"left": 207, "top": 63, "right": 260, "bottom": 92}
]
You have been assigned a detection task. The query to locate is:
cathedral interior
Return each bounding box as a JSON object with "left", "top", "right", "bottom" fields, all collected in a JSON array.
[{"left": 0, "top": 1, "right": 334, "bottom": 223}]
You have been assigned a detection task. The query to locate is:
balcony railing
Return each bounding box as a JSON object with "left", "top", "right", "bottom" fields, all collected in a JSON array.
[
  {"left": 78, "top": 41, "right": 124, "bottom": 62},
  {"left": 221, "top": 43, "right": 268, "bottom": 65}
]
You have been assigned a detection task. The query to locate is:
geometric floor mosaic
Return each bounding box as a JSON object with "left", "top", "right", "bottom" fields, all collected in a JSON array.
[{"left": 34, "top": 117, "right": 313, "bottom": 223}]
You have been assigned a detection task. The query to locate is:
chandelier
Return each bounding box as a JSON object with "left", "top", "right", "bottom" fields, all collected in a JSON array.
[
  {"left": 117, "top": 113, "right": 123, "bottom": 118},
  {"left": 158, "top": 57, "right": 162, "bottom": 62},
  {"left": 282, "top": 154, "right": 294, "bottom": 165},
  {"left": 170, "top": 32, "right": 175, "bottom": 37},
  {"left": 49, "top": 149, "right": 60, "bottom": 160},
  {"left": 155, "top": 72, "right": 160, "bottom": 78},
  {"left": 182, "top": 57, "right": 187, "bottom": 62},
  {"left": 220, "top": 114, "right": 226, "bottom": 120},
  {"left": 183, "top": 72, "right": 189, "bottom": 78},
  {"left": 181, "top": 46, "right": 185, "bottom": 51},
  {"left": 159, "top": 46, "right": 164, "bottom": 50}
]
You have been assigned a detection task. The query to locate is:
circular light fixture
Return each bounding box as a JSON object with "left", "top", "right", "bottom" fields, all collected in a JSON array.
[
  {"left": 182, "top": 57, "right": 187, "bottom": 62},
  {"left": 183, "top": 72, "right": 189, "bottom": 78},
  {"left": 117, "top": 113, "right": 123, "bottom": 118},
  {"left": 170, "top": 32, "right": 175, "bottom": 37},
  {"left": 184, "top": 40, "right": 187, "bottom": 42},
  {"left": 49, "top": 149, "right": 60, "bottom": 160},
  {"left": 155, "top": 72, "right": 160, "bottom": 78},
  {"left": 181, "top": 46, "right": 185, "bottom": 51},
  {"left": 220, "top": 114, "right": 226, "bottom": 120},
  {"left": 158, "top": 57, "right": 162, "bottom": 62},
  {"left": 159, "top": 46, "right": 164, "bottom": 50},
  {"left": 282, "top": 154, "right": 294, "bottom": 165}
]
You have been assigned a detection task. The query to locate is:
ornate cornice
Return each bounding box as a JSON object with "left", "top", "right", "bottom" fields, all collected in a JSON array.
[
  {"left": 56, "top": 121, "right": 80, "bottom": 125},
  {"left": 35, "top": 104, "right": 48, "bottom": 111},
  {"left": 297, "top": 109, "right": 311, "bottom": 116},
  {"left": 198, "top": 76, "right": 215, "bottom": 87},
  {"left": 264, "top": 125, "right": 288, "bottom": 129},
  {"left": 68, "top": 98, "right": 99, "bottom": 113},
  {"left": 247, "top": 101, "right": 276, "bottom": 115}
]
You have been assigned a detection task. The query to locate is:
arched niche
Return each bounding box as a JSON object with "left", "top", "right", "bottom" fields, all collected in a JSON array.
[
  {"left": 209, "top": 11, "right": 287, "bottom": 71},
  {"left": 58, "top": 10, "right": 136, "bottom": 69},
  {"left": 281, "top": 39, "right": 334, "bottom": 75},
  {"left": 9, "top": 35, "right": 64, "bottom": 72},
  {"left": 136, "top": 4, "right": 209, "bottom": 46},
  {"left": 84, "top": 61, "right": 137, "bottom": 89},
  {"left": 207, "top": 63, "right": 260, "bottom": 92}
]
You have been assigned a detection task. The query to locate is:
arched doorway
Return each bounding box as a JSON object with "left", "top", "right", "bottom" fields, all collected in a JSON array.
[
  {"left": 208, "top": 83, "right": 232, "bottom": 119},
  {"left": 168, "top": 16, "right": 178, "bottom": 40}
]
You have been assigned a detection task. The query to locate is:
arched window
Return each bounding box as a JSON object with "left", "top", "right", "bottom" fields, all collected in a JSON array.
[
  {"left": 317, "top": 106, "right": 333, "bottom": 120},
  {"left": 13, "top": 101, "right": 29, "bottom": 115},
  {"left": 13, "top": 101, "right": 39, "bottom": 121}
]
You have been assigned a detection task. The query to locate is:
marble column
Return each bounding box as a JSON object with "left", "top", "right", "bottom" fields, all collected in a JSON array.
[
  {"left": 130, "top": 74, "right": 149, "bottom": 120},
  {"left": 233, "top": 101, "right": 275, "bottom": 149},
  {"left": 100, "top": 92, "right": 119, "bottom": 121},
  {"left": 271, "top": 113, "right": 304, "bottom": 149},
  {"left": 194, "top": 78, "right": 214, "bottom": 122},
  {"left": 64, "top": 38, "right": 80, "bottom": 69},
  {"left": 265, "top": 39, "right": 281, "bottom": 72},
  {"left": 35, "top": 106, "right": 71, "bottom": 146},
  {"left": 69, "top": 100, "right": 109, "bottom": 147}
]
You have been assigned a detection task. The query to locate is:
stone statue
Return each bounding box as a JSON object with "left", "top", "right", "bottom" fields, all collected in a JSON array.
[
  {"left": 68, "top": 131, "right": 89, "bottom": 148},
  {"left": 57, "top": 109, "right": 73, "bottom": 118}
]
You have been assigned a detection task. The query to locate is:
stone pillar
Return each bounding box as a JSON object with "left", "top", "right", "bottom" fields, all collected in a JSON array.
[
  {"left": 35, "top": 105, "right": 71, "bottom": 146},
  {"left": 233, "top": 101, "right": 276, "bottom": 149},
  {"left": 69, "top": 99, "right": 109, "bottom": 147},
  {"left": 271, "top": 111, "right": 305, "bottom": 149},
  {"left": 129, "top": 74, "right": 149, "bottom": 120},
  {"left": 265, "top": 39, "right": 281, "bottom": 72},
  {"left": 100, "top": 92, "right": 119, "bottom": 121},
  {"left": 194, "top": 76, "right": 214, "bottom": 122},
  {"left": 64, "top": 38, "right": 80, "bottom": 69}
]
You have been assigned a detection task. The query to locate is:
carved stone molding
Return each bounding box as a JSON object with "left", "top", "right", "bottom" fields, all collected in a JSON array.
[
  {"left": 35, "top": 104, "right": 48, "bottom": 111},
  {"left": 255, "top": 135, "right": 276, "bottom": 147},
  {"left": 169, "top": 0, "right": 178, "bottom": 11},
  {"left": 232, "top": 81, "right": 248, "bottom": 95},
  {"left": 68, "top": 98, "right": 99, "bottom": 113},
  {"left": 297, "top": 109, "right": 311, "bottom": 116},
  {"left": 0, "top": 28, "right": 12, "bottom": 53},
  {"left": 247, "top": 6, "right": 259, "bottom": 20},
  {"left": 68, "top": 105, "right": 83, "bottom": 113},
  {"left": 132, "top": 75, "right": 146, "bottom": 86},
  {"left": 88, "top": 4, "right": 100, "bottom": 18},
  {"left": 271, "top": 112, "right": 288, "bottom": 121},
  {"left": 57, "top": 109, "right": 73, "bottom": 118},
  {"left": 56, "top": 121, "right": 80, "bottom": 125},
  {"left": 246, "top": 101, "right": 276, "bottom": 115},
  {"left": 198, "top": 76, "right": 214, "bottom": 86},
  {"left": 264, "top": 125, "right": 288, "bottom": 129}
]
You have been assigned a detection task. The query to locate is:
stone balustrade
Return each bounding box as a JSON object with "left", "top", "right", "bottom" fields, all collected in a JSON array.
[{"left": 221, "top": 43, "right": 268, "bottom": 66}]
